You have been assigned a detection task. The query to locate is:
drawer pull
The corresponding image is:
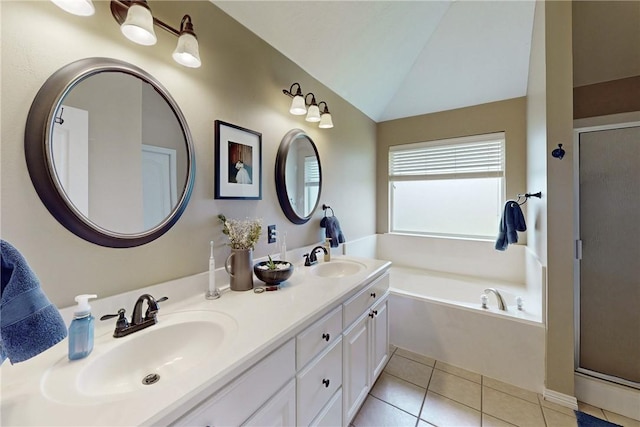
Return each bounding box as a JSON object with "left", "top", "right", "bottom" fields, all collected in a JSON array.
[
  {"left": 369, "top": 310, "right": 378, "bottom": 318},
  {"left": 322, "top": 378, "right": 330, "bottom": 388},
  {"left": 370, "top": 292, "right": 376, "bottom": 298},
  {"left": 322, "top": 333, "right": 330, "bottom": 342}
]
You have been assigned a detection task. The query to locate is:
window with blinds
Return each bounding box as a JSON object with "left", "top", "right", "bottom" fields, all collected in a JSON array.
[
  {"left": 388, "top": 132, "right": 505, "bottom": 239},
  {"left": 304, "top": 156, "right": 320, "bottom": 215}
]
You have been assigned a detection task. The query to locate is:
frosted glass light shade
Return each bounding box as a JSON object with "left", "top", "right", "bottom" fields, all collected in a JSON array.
[
  {"left": 289, "top": 95, "right": 306, "bottom": 115},
  {"left": 51, "top": 0, "right": 95, "bottom": 16},
  {"left": 305, "top": 104, "right": 321, "bottom": 122},
  {"left": 121, "top": 3, "right": 157, "bottom": 46},
  {"left": 172, "top": 33, "right": 201, "bottom": 68},
  {"left": 319, "top": 112, "right": 334, "bottom": 128}
]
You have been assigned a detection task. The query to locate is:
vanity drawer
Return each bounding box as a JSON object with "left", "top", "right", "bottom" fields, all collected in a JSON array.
[
  {"left": 343, "top": 272, "right": 389, "bottom": 328},
  {"left": 296, "top": 305, "right": 343, "bottom": 369},
  {"left": 297, "top": 337, "right": 342, "bottom": 427}
]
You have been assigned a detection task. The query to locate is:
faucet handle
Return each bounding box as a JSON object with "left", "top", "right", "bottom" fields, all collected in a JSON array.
[
  {"left": 100, "top": 308, "right": 129, "bottom": 330},
  {"left": 144, "top": 296, "right": 168, "bottom": 320}
]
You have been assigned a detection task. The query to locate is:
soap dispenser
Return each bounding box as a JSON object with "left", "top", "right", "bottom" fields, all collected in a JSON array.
[
  {"left": 324, "top": 238, "right": 331, "bottom": 262},
  {"left": 68, "top": 294, "right": 97, "bottom": 360}
]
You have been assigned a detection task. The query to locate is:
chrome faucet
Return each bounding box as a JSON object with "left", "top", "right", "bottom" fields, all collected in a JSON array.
[
  {"left": 304, "top": 246, "right": 329, "bottom": 266},
  {"left": 101, "top": 294, "right": 168, "bottom": 338},
  {"left": 483, "top": 288, "right": 507, "bottom": 311}
]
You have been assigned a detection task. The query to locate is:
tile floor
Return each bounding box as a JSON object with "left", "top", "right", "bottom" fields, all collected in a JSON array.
[{"left": 352, "top": 347, "right": 640, "bottom": 427}]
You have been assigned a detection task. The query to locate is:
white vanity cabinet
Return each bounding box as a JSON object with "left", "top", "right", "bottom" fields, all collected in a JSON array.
[
  {"left": 172, "top": 340, "right": 295, "bottom": 427},
  {"left": 342, "top": 273, "right": 390, "bottom": 425},
  {"left": 171, "top": 269, "right": 390, "bottom": 427}
]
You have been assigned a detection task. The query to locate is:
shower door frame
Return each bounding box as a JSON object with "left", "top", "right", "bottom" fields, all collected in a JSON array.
[{"left": 573, "top": 119, "right": 640, "bottom": 390}]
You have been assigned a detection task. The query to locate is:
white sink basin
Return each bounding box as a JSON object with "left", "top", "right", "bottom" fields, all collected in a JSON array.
[
  {"left": 42, "top": 310, "right": 237, "bottom": 404},
  {"left": 308, "top": 260, "right": 366, "bottom": 278}
]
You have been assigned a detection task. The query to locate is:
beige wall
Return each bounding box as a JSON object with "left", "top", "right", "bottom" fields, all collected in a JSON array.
[
  {"left": 572, "top": 1, "right": 640, "bottom": 119},
  {"left": 0, "top": 1, "right": 377, "bottom": 308},
  {"left": 544, "top": 1, "right": 575, "bottom": 396},
  {"left": 376, "top": 97, "right": 527, "bottom": 235}
]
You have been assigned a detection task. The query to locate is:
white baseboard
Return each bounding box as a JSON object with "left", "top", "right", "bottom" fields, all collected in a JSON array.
[
  {"left": 575, "top": 373, "right": 640, "bottom": 421},
  {"left": 543, "top": 388, "right": 578, "bottom": 410}
]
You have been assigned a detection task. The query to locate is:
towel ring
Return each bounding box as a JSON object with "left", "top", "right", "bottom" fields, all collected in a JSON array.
[
  {"left": 322, "top": 204, "right": 334, "bottom": 217},
  {"left": 516, "top": 192, "right": 542, "bottom": 205}
]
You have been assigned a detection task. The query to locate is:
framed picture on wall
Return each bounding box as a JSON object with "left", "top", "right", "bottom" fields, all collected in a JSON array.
[{"left": 214, "top": 120, "right": 262, "bottom": 200}]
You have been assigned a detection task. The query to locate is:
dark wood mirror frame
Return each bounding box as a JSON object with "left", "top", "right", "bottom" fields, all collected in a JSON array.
[
  {"left": 274, "top": 129, "right": 322, "bottom": 224},
  {"left": 24, "top": 57, "right": 196, "bottom": 248}
]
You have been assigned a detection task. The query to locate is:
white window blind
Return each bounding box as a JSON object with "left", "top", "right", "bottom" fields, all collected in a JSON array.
[
  {"left": 304, "top": 156, "right": 320, "bottom": 184},
  {"left": 389, "top": 132, "right": 505, "bottom": 180}
]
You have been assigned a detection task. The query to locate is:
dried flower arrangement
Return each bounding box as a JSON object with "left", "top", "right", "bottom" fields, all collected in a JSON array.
[{"left": 218, "top": 214, "right": 262, "bottom": 250}]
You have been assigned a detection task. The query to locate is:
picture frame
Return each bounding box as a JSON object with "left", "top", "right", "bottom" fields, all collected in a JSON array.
[{"left": 214, "top": 120, "right": 262, "bottom": 200}]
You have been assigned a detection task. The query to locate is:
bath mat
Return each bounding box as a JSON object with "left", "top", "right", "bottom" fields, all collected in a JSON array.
[{"left": 575, "top": 411, "right": 622, "bottom": 427}]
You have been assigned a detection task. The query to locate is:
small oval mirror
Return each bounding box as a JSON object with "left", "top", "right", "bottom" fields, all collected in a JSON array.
[
  {"left": 24, "top": 58, "right": 196, "bottom": 247},
  {"left": 275, "top": 129, "right": 322, "bottom": 224}
]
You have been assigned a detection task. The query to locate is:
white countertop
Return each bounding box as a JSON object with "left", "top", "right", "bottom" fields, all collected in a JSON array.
[{"left": 0, "top": 255, "right": 391, "bottom": 426}]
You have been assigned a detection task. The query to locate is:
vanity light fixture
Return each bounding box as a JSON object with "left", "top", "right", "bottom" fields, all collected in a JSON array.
[
  {"left": 285, "top": 83, "right": 306, "bottom": 115},
  {"left": 119, "top": 0, "right": 157, "bottom": 46},
  {"left": 282, "top": 83, "right": 334, "bottom": 129},
  {"left": 318, "top": 102, "right": 334, "bottom": 129},
  {"left": 52, "top": 0, "right": 201, "bottom": 68},
  {"left": 171, "top": 15, "right": 201, "bottom": 68},
  {"left": 51, "top": 0, "right": 95, "bottom": 16},
  {"left": 111, "top": 0, "right": 201, "bottom": 68},
  {"left": 305, "top": 93, "right": 321, "bottom": 123}
]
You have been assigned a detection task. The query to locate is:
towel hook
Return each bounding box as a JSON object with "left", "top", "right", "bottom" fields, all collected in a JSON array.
[{"left": 322, "top": 204, "right": 334, "bottom": 217}]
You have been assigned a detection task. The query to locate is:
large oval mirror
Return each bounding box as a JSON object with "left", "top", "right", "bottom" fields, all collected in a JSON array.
[
  {"left": 275, "top": 129, "right": 322, "bottom": 224},
  {"left": 24, "top": 58, "right": 195, "bottom": 247}
]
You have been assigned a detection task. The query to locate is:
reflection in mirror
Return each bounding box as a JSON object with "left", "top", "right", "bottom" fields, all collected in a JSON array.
[
  {"left": 275, "top": 129, "right": 322, "bottom": 224},
  {"left": 25, "top": 58, "right": 195, "bottom": 247},
  {"left": 52, "top": 72, "right": 187, "bottom": 234}
]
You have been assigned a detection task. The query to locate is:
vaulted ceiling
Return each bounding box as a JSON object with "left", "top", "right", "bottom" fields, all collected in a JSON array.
[{"left": 213, "top": 1, "right": 536, "bottom": 122}]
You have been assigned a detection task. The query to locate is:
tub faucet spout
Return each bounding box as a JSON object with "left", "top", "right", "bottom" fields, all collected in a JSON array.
[{"left": 484, "top": 288, "right": 507, "bottom": 311}]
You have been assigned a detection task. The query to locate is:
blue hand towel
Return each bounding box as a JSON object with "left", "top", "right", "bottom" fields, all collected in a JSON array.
[
  {"left": 320, "top": 216, "right": 346, "bottom": 248},
  {"left": 495, "top": 201, "right": 527, "bottom": 251},
  {"left": 0, "top": 240, "right": 67, "bottom": 364}
]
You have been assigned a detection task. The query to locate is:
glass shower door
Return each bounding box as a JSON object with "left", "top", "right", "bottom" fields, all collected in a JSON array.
[{"left": 576, "top": 124, "right": 640, "bottom": 389}]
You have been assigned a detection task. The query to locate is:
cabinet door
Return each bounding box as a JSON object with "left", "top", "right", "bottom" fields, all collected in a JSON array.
[
  {"left": 243, "top": 379, "right": 296, "bottom": 427},
  {"left": 342, "top": 313, "right": 370, "bottom": 425},
  {"left": 370, "top": 295, "right": 389, "bottom": 383}
]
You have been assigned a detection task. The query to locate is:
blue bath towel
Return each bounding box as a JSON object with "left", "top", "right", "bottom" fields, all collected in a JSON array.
[
  {"left": 320, "top": 216, "right": 346, "bottom": 248},
  {"left": 495, "top": 201, "right": 527, "bottom": 251},
  {"left": 0, "top": 240, "right": 67, "bottom": 364}
]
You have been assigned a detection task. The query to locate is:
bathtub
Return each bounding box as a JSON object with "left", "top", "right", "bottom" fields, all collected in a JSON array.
[{"left": 389, "top": 266, "right": 545, "bottom": 392}]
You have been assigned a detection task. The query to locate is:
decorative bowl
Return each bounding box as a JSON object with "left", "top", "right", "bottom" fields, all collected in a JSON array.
[{"left": 253, "top": 260, "right": 294, "bottom": 285}]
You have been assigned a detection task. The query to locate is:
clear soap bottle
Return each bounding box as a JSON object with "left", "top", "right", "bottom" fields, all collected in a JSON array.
[
  {"left": 68, "top": 294, "right": 97, "bottom": 360},
  {"left": 324, "top": 238, "right": 331, "bottom": 262}
]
